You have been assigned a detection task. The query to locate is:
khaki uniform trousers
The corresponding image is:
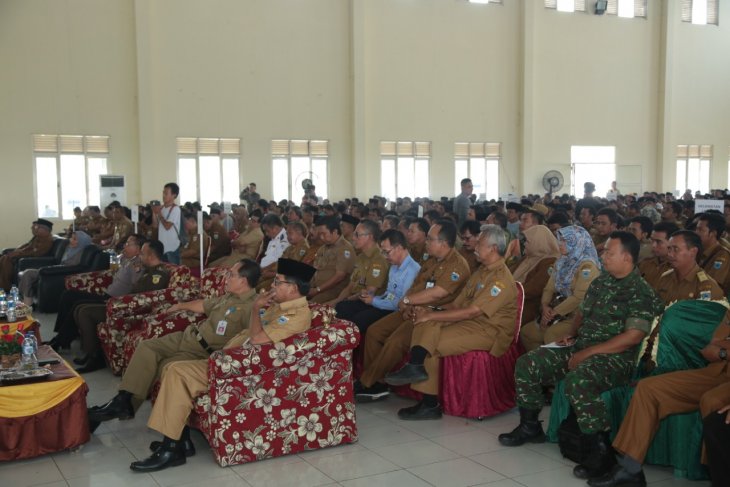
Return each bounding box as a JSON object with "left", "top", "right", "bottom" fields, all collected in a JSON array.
[
  {"left": 147, "top": 359, "right": 208, "bottom": 440},
  {"left": 612, "top": 363, "right": 730, "bottom": 464},
  {"left": 520, "top": 318, "right": 574, "bottom": 352},
  {"left": 411, "top": 320, "right": 495, "bottom": 395},
  {"left": 309, "top": 285, "right": 345, "bottom": 304},
  {"left": 118, "top": 331, "right": 209, "bottom": 410},
  {"left": 73, "top": 303, "right": 107, "bottom": 356},
  {"left": 359, "top": 311, "right": 414, "bottom": 388}
]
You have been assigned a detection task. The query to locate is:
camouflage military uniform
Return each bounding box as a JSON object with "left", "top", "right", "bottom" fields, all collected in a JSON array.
[{"left": 514, "top": 268, "right": 663, "bottom": 434}]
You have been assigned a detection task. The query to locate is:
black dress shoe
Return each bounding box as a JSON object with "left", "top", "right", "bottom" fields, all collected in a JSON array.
[
  {"left": 384, "top": 364, "right": 428, "bottom": 386},
  {"left": 130, "top": 445, "right": 186, "bottom": 472},
  {"left": 73, "top": 355, "right": 89, "bottom": 366},
  {"left": 88, "top": 392, "right": 135, "bottom": 422},
  {"left": 397, "top": 400, "right": 442, "bottom": 420},
  {"left": 355, "top": 382, "right": 390, "bottom": 403},
  {"left": 76, "top": 356, "right": 107, "bottom": 374},
  {"left": 587, "top": 464, "right": 646, "bottom": 487},
  {"left": 149, "top": 438, "right": 196, "bottom": 458}
]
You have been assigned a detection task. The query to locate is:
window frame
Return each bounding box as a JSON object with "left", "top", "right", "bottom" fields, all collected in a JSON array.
[
  {"left": 380, "top": 141, "right": 431, "bottom": 201},
  {"left": 454, "top": 142, "right": 501, "bottom": 202},
  {"left": 32, "top": 134, "right": 110, "bottom": 220},
  {"left": 271, "top": 139, "right": 329, "bottom": 203},
  {"left": 681, "top": 0, "right": 719, "bottom": 25},
  {"left": 676, "top": 144, "right": 712, "bottom": 195},
  {"left": 176, "top": 137, "right": 241, "bottom": 207}
]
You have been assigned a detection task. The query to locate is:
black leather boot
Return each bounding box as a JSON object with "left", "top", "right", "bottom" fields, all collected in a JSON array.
[
  {"left": 498, "top": 408, "right": 545, "bottom": 446},
  {"left": 573, "top": 431, "right": 617, "bottom": 479},
  {"left": 130, "top": 436, "right": 186, "bottom": 472},
  {"left": 587, "top": 464, "right": 647, "bottom": 487},
  {"left": 149, "top": 427, "right": 196, "bottom": 457},
  {"left": 87, "top": 391, "right": 135, "bottom": 422}
]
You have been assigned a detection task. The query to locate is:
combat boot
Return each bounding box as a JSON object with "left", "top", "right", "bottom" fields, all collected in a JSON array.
[
  {"left": 498, "top": 408, "right": 545, "bottom": 446},
  {"left": 573, "top": 430, "right": 616, "bottom": 479}
]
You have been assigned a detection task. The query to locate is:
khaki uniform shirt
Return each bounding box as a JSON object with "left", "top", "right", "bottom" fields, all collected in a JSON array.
[
  {"left": 207, "top": 221, "right": 233, "bottom": 263},
  {"left": 301, "top": 242, "right": 320, "bottom": 265},
  {"left": 407, "top": 248, "right": 471, "bottom": 307},
  {"left": 349, "top": 246, "right": 389, "bottom": 296},
  {"left": 185, "top": 289, "right": 257, "bottom": 350},
  {"left": 459, "top": 247, "right": 481, "bottom": 273},
  {"left": 181, "top": 232, "right": 210, "bottom": 268},
  {"left": 452, "top": 258, "right": 518, "bottom": 357},
  {"left": 656, "top": 265, "right": 724, "bottom": 305},
  {"left": 131, "top": 264, "right": 171, "bottom": 294},
  {"left": 311, "top": 237, "right": 356, "bottom": 293},
  {"left": 110, "top": 218, "right": 134, "bottom": 249},
  {"left": 638, "top": 239, "right": 653, "bottom": 262},
  {"left": 224, "top": 296, "right": 312, "bottom": 348},
  {"left": 409, "top": 242, "right": 429, "bottom": 266},
  {"left": 541, "top": 261, "right": 600, "bottom": 318},
  {"left": 282, "top": 240, "right": 309, "bottom": 262},
  {"left": 701, "top": 243, "right": 730, "bottom": 294},
  {"left": 11, "top": 235, "right": 54, "bottom": 258},
  {"left": 638, "top": 257, "right": 671, "bottom": 290}
]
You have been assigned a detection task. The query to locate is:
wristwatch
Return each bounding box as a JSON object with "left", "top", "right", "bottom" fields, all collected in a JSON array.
[
  {"left": 719, "top": 348, "right": 728, "bottom": 361},
  {"left": 403, "top": 296, "right": 410, "bottom": 305}
]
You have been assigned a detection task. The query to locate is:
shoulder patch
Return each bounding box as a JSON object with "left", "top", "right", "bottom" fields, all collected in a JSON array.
[
  {"left": 450, "top": 271, "right": 460, "bottom": 281},
  {"left": 277, "top": 315, "right": 289, "bottom": 324},
  {"left": 423, "top": 253, "right": 429, "bottom": 261},
  {"left": 714, "top": 260, "right": 724, "bottom": 270},
  {"left": 490, "top": 285, "right": 501, "bottom": 297},
  {"left": 372, "top": 268, "right": 381, "bottom": 278},
  {"left": 344, "top": 250, "right": 351, "bottom": 259},
  {"left": 700, "top": 290, "right": 712, "bottom": 301},
  {"left": 299, "top": 248, "right": 306, "bottom": 257},
  {"left": 152, "top": 274, "right": 161, "bottom": 284},
  {"left": 548, "top": 266, "right": 554, "bottom": 276},
  {"left": 581, "top": 268, "right": 591, "bottom": 279}
]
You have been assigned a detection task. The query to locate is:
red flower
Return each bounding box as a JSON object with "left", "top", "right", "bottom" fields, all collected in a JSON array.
[
  {"left": 3, "top": 334, "right": 13, "bottom": 342},
  {"left": 1, "top": 325, "right": 9, "bottom": 335},
  {"left": 16, "top": 323, "right": 25, "bottom": 333}
]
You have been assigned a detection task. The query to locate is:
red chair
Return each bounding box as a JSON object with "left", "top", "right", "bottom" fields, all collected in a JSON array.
[
  {"left": 439, "top": 281, "right": 525, "bottom": 418},
  {"left": 187, "top": 304, "right": 360, "bottom": 466}
]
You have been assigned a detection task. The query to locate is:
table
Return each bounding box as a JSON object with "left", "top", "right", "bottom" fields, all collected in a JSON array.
[{"left": 0, "top": 345, "right": 89, "bottom": 461}]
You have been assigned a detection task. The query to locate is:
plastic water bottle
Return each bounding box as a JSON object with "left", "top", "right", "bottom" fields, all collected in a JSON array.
[
  {"left": 0, "top": 290, "right": 6, "bottom": 314},
  {"left": 20, "top": 333, "right": 38, "bottom": 369},
  {"left": 9, "top": 285, "right": 19, "bottom": 303},
  {"left": 6, "top": 296, "right": 15, "bottom": 323}
]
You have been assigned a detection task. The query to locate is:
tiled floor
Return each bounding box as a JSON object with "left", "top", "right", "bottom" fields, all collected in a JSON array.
[{"left": 1, "top": 312, "right": 711, "bottom": 487}]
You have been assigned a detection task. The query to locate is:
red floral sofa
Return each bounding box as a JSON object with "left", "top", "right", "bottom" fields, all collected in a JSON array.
[
  {"left": 75, "top": 264, "right": 199, "bottom": 375},
  {"left": 187, "top": 304, "right": 360, "bottom": 466}
]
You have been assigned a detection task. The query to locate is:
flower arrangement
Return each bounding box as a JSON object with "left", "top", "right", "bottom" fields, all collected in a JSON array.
[{"left": 0, "top": 323, "right": 26, "bottom": 357}]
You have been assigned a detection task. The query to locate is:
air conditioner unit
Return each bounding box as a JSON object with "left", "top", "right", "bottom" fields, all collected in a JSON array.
[{"left": 100, "top": 175, "right": 126, "bottom": 207}]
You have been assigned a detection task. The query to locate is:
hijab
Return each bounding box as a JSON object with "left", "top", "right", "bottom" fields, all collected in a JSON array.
[
  {"left": 554, "top": 225, "right": 602, "bottom": 296},
  {"left": 512, "top": 225, "right": 560, "bottom": 282},
  {"left": 61, "top": 231, "right": 93, "bottom": 265}
]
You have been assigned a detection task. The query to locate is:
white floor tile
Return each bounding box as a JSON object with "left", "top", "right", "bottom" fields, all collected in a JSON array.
[
  {"left": 355, "top": 422, "right": 424, "bottom": 449},
  {"left": 303, "top": 449, "right": 399, "bottom": 481},
  {"left": 512, "top": 465, "right": 589, "bottom": 486},
  {"left": 398, "top": 414, "right": 481, "bottom": 439},
  {"left": 52, "top": 446, "right": 138, "bottom": 480},
  {"left": 0, "top": 456, "right": 64, "bottom": 487},
  {"left": 431, "top": 429, "right": 508, "bottom": 457},
  {"left": 340, "top": 469, "right": 433, "bottom": 487},
  {"left": 373, "top": 439, "right": 461, "bottom": 468},
  {"left": 470, "top": 447, "right": 566, "bottom": 478},
  {"left": 65, "top": 471, "right": 158, "bottom": 487},
  {"left": 148, "top": 453, "right": 238, "bottom": 487},
  {"left": 234, "top": 458, "right": 334, "bottom": 487},
  {"left": 407, "top": 457, "right": 504, "bottom": 487}
]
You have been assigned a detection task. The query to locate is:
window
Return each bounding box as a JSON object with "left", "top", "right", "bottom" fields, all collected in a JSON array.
[
  {"left": 676, "top": 144, "right": 711, "bottom": 195},
  {"left": 271, "top": 139, "right": 328, "bottom": 203},
  {"left": 545, "top": 0, "right": 586, "bottom": 13},
  {"left": 380, "top": 141, "right": 430, "bottom": 201},
  {"left": 570, "top": 145, "right": 616, "bottom": 197},
  {"left": 681, "top": 0, "right": 718, "bottom": 25},
  {"left": 177, "top": 137, "right": 241, "bottom": 207},
  {"left": 33, "top": 135, "right": 109, "bottom": 219},
  {"left": 467, "top": 0, "right": 502, "bottom": 4},
  {"left": 606, "top": 0, "right": 646, "bottom": 18},
  {"left": 454, "top": 142, "right": 501, "bottom": 201}
]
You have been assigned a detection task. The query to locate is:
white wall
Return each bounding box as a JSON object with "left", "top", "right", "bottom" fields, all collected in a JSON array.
[{"left": 1, "top": 0, "right": 730, "bottom": 249}]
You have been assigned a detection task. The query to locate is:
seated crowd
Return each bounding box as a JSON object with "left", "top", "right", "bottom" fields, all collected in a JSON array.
[{"left": 7, "top": 178, "right": 730, "bottom": 486}]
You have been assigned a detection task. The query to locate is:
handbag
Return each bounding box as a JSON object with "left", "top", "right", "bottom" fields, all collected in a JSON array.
[{"left": 557, "top": 408, "right": 591, "bottom": 464}]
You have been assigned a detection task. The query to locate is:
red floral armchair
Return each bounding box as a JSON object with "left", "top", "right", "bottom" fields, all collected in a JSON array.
[
  {"left": 188, "top": 304, "right": 360, "bottom": 466},
  {"left": 97, "top": 266, "right": 227, "bottom": 375},
  {"left": 65, "top": 268, "right": 115, "bottom": 296}
]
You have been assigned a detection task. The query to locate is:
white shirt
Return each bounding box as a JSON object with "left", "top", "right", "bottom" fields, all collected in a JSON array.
[
  {"left": 158, "top": 204, "right": 181, "bottom": 253},
  {"left": 260, "top": 228, "right": 290, "bottom": 267}
]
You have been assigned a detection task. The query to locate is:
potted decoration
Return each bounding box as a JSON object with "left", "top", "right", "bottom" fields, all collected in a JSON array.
[{"left": 0, "top": 323, "right": 26, "bottom": 369}]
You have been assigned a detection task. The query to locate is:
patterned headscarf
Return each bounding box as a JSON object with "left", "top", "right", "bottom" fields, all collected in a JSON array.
[{"left": 554, "top": 225, "right": 601, "bottom": 296}]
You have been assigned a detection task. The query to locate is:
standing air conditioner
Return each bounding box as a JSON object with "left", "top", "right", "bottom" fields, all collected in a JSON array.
[{"left": 100, "top": 175, "right": 126, "bottom": 207}]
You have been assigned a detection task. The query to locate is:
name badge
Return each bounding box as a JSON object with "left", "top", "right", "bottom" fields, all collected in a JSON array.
[
  {"left": 216, "top": 320, "right": 228, "bottom": 335},
  {"left": 425, "top": 281, "right": 435, "bottom": 289}
]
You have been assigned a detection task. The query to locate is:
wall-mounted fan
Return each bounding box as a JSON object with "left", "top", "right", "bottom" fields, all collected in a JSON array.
[{"left": 542, "top": 170, "right": 564, "bottom": 195}]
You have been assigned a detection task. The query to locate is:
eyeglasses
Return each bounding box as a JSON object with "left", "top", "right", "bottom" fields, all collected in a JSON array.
[
  {"left": 354, "top": 232, "right": 370, "bottom": 238},
  {"left": 460, "top": 234, "right": 474, "bottom": 241},
  {"left": 273, "top": 278, "right": 296, "bottom": 287},
  {"left": 380, "top": 247, "right": 395, "bottom": 256},
  {"left": 426, "top": 237, "right": 444, "bottom": 243}
]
